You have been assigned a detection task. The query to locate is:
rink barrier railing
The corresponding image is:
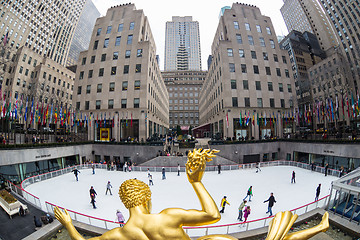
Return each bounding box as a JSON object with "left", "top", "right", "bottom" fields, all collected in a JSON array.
[{"left": 18, "top": 161, "right": 336, "bottom": 234}]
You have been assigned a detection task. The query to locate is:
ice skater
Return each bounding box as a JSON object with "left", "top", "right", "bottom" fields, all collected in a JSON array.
[
  {"left": 149, "top": 174, "right": 154, "bottom": 185},
  {"left": 90, "top": 193, "right": 96, "bottom": 209},
  {"left": 89, "top": 186, "right": 97, "bottom": 200},
  {"left": 243, "top": 206, "right": 251, "bottom": 222},
  {"left": 177, "top": 164, "right": 180, "bottom": 176},
  {"left": 106, "top": 181, "right": 113, "bottom": 195},
  {"left": 116, "top": 210, "right": 125, "bottom": 227},
  {"left": 291, "top": 171, "right": 296, "bottom": 183},
  {"left": 264, "top": 192, "right": 276, "bottom": 217},
  {"left": 219, "top": 196, "right": 230, "bottom": 213},
  {"left": 92, "top": 164, "right": 95, "bottom": 174},
  {"left": 237, "top": 200, "right": 247, "bottom": 221},
  {"left": 162, "top": 167, "right": 166, "bottom": 180},
  {"left": 218, "top": 164, "right": 221, "bottom": 174},
  {"left": 256, "top": 162, "right": 261, "bottom": 173},
  {"left": 243, "top": 186, "right": 253, "bottom": 202},
  {"left": 315, "top": 184, "right": 321, "bottom": 201},
  {"left": 147, "top": 168, "right": 151, "bottom": 178},
  {"left": 123, "top": 162, "right": 127, "bottom": 172},
  {"left": 72, "top": 168, "right": 80, "bottom": 181},
  {"left": 324, "top": 163, "right": 329, "bottom": 176}
]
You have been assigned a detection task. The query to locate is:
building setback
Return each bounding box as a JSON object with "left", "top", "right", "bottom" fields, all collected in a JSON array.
[
  {"left": 164, "top": 16, "right": 201, "bottom": 71},
  {"left": 199, "top": 3, "right": 297, "bottom": 140},
  {"left": 73, "top": 4, "right": 169, "bottom": 141}
]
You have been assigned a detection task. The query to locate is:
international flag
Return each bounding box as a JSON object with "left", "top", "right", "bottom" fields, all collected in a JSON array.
[{"left": 239, "top": 111, "right": 242, "bottom": 126}]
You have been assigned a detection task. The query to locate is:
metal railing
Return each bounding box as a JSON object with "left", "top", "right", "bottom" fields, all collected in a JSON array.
[{"left": 16, "top": 160, "right": 335, "bottom": 236}]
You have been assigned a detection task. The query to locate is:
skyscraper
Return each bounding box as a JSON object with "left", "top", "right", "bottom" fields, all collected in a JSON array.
[
  {"left": 66, "top": 0, "right": 100, "bottom": 66},
  {"left": 164, "top": 16, "right": 201, "bottom": 71}
]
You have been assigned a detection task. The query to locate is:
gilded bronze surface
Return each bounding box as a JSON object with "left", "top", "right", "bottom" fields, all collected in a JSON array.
[{"left": 54, "top": 148, "right": 329, "bottom": 240}]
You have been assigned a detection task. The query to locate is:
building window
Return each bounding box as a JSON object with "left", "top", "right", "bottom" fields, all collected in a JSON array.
[
  {"left": 227, "top": 48, "right": 233, "bottom": 57},
  {"left": 106, "top": 26, "right": 112, "bottom": 34},
  {"left": 121, "top": 99, "right": 127, "bottom": 108},
  {"left": 123, "top": 65, "right": 129, "bottom": 74},
  {"left": 123, "top": 50, "right": 130, "bottom": 59},
  {"left": 77, "top": 86, "right": 82, "bottom": 94},
  {"left": 263, "top": 52, "right": 268, "bottom": 60},
  {"left": 76, "top": 102, "right": 80, "bottom": 110},
  {"left": 245, "top": 23, "right": 251, "bottom": 31},
  {"left": 104, "top": 38, "right": 109, "bottom": 48},
  {"left": 270, "top": 39, "right": 275, "bottom": 49},
  {"left": 287, "top": 84, "right": 292, "bottom": 92},
  {"left": 134, "top": 80, "right": 140, "bottom": 90},
  {"left": 268, "top": 82, "right": 273, "bottom": 91},
  {"left": 276, "top": 68, "right": 281, "bottom": 77},
  {"left": 243, "top": 80, "right": 248, "bottom": 90},
  {"left": 285, "top": 69, "right": 290, "bottom": 78},
  {"left": 91, "top": 55, "right": 95, "bottom": 63},
  {"left": 86, "top": 85, "right": 91, "bottom": 94},
  {"left": 122, "top": 81, "right": 128, "bottom": 90},
  {"left": 282, "top": 56, "right": 287, "bottom": 63},
  {"left": 97, "top": 84, "right": 102, "bottom": 93},
  {"left": 253, "top": 65, "right": 259, "bottom": 74},
  {"left": 134, "top": 98, "right": 140, "bottom": 108},
  {"left": 137, "top": 49, "right": 143, "bottom": 57},
  {"left": 273, "top": 54, "right": 278, "bottom": 62},
  {"left": 115, "top": 36, "right": 121, "bottom": 46},
  {"left": 129, "top": 22, "right": 135, "bottom": 30},
  {"left": 111, "top": 66, "right": 117, "bottom": 75},
  {"left": 101, "top": 53, "right": 106, "bottom": 61},
  {"left": 231, "top": 79, "right": 236, "bottom": 89},
  {"left": 257, "top": 98, "right": 263, "bottom": 107},
  {"left": 82, "top": 57, "right": 86, "bottom": 65},
  {"left": 241, "top": 64, "right": 247, "bottom": 73},
  {"left": 270, "top": 98, "right": 275, "bottom": 107},
  {"left": 79, "top": 71, "right": 84, "bottom": 79},
  {"left": 118, "top": 24, "right": 123, "bottom": 32},
  {"left": 135, "top": 64, "right": 141, "bottom": 73},
  {"left": 251, "top": 51, "right": 257, "bottom": 59},
  {"left": 265, "top": 67, "right": 271, "bottom": 75},
  {"left": 244, "top": 97, "right": 250, "bottom": 107},
  {"left": 280, "top": 99, "right": 285, "bottom": 108},
  {"left": 96, "top": 28, "right": 101, "bottom": 36},
  {"left": 259, "top": 37, "right": 265, "bottom": 47},
  {"left": 127, "top": 35, "right": 133, "bottom": 44},
  {"left": 108, "top": 99, "right": 114, "bottom": 109},
  {"left": 236, "top": 34, "right": 242, "bottom": 44},
  {"left": 239, "top": 49, "right": 245, "bottom": 57},
  {"left": 279, "top": 83, "right": 283, "bottom": 92},
  {"left": 256, "top": 25, "right": 262, "bottom": 32},
  {"left": 113, "top": 52, "right": 119, "bottom": 60},
  {"left": 248, "top": 35, "right": 254, "bottom": 45},
  {"left": 232, "top": 97, "right": 238, "bottom": 107},
  {"left": 85, "top": 101, "right": 89, "bottom": 110},
  {"left": 96, "top": 100, "right": 101, "bottom": 109},
  {"left": 109, "top": 82, "right": 115, "bottom": 91},
  {"left": 266, "top": 27, "right": 271, "bottom": 35},
  {"left": 234, "top": 21, "right": 239, "bottom": 29},
  {"left": 229, "top": 63, "right": 235, "bottom": 72},
  {"left": 255, "top": 81, "right": 261, "bottom": 90},
  {"left": 99, "top": 68, "right": 104, "bottom": 77}
]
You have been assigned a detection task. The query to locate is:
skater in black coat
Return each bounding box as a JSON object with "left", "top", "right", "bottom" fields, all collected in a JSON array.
[{"left": 264, "top": 192, "right": 276, "bottom": 217}]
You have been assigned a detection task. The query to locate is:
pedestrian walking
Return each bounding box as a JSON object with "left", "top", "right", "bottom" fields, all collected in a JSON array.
[
  {"left": 315, "top": 184, "right": 321, "bottom": 201},
  {"left": 116, "top": 210, "right": 125, "bottom": 227},
  {"left": 243, "top": 186, "right": 253, "bottom": 202},
  {"left": 311, "top": 161, "right": 316, "bottom": 171},
  {"left": 218, "top": 164, "right": 221, "bottom": 174},
  {"left": 243, "top": 206, "right": 251, "bottom": 222},
  {"left": 123, "top": 162, "right": 127, "bottom": 172},
  {"left": 149, "top": 174, "right": 154, "bottom": 185},
  {"left": 264, "top": 192, "right": 276, "bottom": 217},
  {"left": 72, "top": 168, "right": 80, "bottom": 181},
  {"left": 291, "top": 171, "right": 296, "bottom": 183},
  {"left": 219, "top": 196, "right": 230, "bottom": 213},
  {"left": 324, "top": 163, "right": 329, "bottom": 176},
  {"left": 106, "top": 181, "right": 113, "bottom": 195},
  {"left": 162, "top": 167, "right": 166, "bottom": 180},
  {"left": 177, "top": 164, "right": 180, "bottom": 176},
  {"left": 237, "top": 200, "right": 247, "bottom": 221}
]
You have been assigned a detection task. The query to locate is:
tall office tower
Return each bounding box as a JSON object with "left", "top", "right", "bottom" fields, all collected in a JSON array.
[
  {"left": 0, "top": 0, "right": 87, "bottom": 65},
  {"left": 280, "top": 0, "right": 338, "bottom": 51},
  {"left": 162, "top": 70, "right": 207, "bottom": 131},
  {"left": 73, "top": 4, "right": 169, "bottom": 141},
  {"left": 66, "top": 0, "right": 100, "bottom": 66},
  {"left": 164, "top": 16, "right": 201, "bottom": 71},
  {"left": 280, "top": 31, "right": 325, "bottom": 120},
  {"left": 199, "top": 3, "right": 296, "bottom": 141}
]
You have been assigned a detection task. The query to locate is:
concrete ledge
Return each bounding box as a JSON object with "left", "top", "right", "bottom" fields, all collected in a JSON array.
[{"left": 22, "top": 220, "right": 61, "bottom": 240}]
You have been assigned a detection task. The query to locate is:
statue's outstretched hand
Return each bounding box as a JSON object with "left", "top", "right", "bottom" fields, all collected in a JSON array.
[
  {"left": 54, "top": 206, "right": 73, "bottom": 226},
  {"left": 186, "top": 161, "right": 205, "bottom": 183}
]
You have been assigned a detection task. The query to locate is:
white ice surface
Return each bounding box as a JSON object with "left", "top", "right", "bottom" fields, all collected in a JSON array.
[{"left": 25, "top": 166, "right": 337, "bottom": 228}]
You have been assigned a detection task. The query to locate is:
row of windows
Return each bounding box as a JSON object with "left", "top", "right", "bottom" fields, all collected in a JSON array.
[
  {"left": 169, "top": 113, "right": 199, "bottom": 117},
  {"left": 169, "top": 99, "right": 199, "bottom": 104},
  {"left": 235, "top": 34, "right": 275, "bottom": 48},
  {"left": 81, "top": 49, "right": 143, "bottom": 65},
  {"left": 169, "top": 106, "right": 199, "bottom": 110},
  {"left": 231, "top": 97, "right": 290, "bottom": 108},
  {"left": 169, "top": 92, "right": 198, "bottom": 98},
  {"left": 96, "top": 22, "right": 135, "bottom": 36},
  {"left": 79, "top": 64, "right": 142, "bottom": 79},
  {"left": 228, "top": 49, "right": 287, "bottom": 63},
  {"left": 230, "top": 80, "right": 292, "bottom": 92},
  {"left": 76, "top": 98, "right": 140, "bottom": 110},
  {"left": 170, "top": 119, "right": 199, "bottom": 125},
  {"left": 77, "top": 81, "right": 141, "bottom": 94},
  {"left": 228, "top": 63, "right": 290, "bottom": 77},
  {"left": 233, "top": 21, "right": 272, "bottom": 36},
  {"left": 42, "top": 71, "right": 73, "bottom": 89},
  {"left": 93, "top": 34, "right": 133, "bottom": 50}
]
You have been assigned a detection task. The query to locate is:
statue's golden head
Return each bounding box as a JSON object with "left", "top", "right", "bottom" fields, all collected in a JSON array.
[{"left": 119, "top": 179, "right": 151, "bottom": 209}]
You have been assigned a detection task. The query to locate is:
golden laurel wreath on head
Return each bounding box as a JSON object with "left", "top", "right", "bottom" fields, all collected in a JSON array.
[{"left": 187, "top": 148, "right": 220, "bottom": 171}]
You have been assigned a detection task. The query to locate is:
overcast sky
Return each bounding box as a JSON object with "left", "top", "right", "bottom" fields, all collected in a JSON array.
[{"left": 92, "top": 0, "right": 288, "bottom": 70}]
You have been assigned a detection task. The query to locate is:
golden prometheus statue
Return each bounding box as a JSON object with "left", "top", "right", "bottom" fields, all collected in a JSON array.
[{"left": 54, "top": 148, "right": 329, "bottom": 240}]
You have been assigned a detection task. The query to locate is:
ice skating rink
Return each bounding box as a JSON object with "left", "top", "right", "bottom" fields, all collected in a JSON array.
[{"left": 25, "top": 166, "right": 337, "bottom": 226}]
